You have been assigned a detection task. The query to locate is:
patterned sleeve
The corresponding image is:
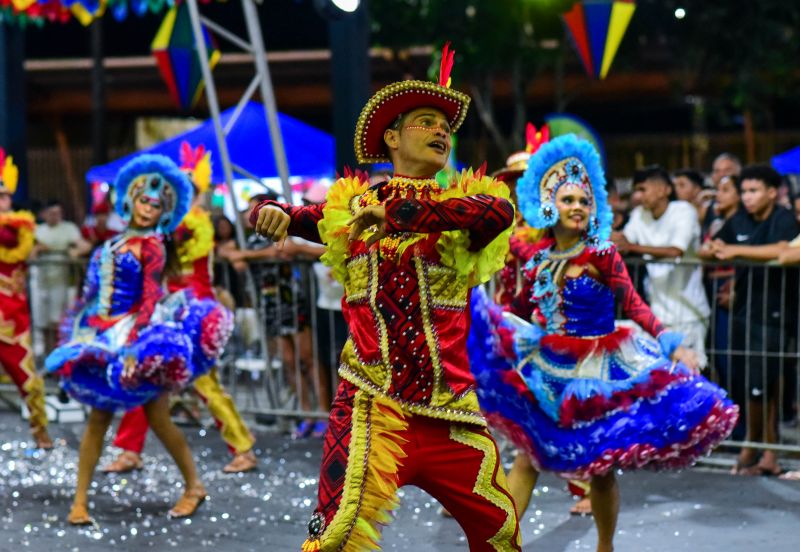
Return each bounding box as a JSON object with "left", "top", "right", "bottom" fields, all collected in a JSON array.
[
  {"left": 509, "top": 234, "right": 538, "bottom": 262},
  {"left": 594, "top": 247, "right": 665, "bottom": 337},
  {"left": 249, "top": 200, "right": 325, "bottom": 244},
  {"left": 384, "top": 195, "right": 514, "bottom": 251},
  {"left": 128, "top": 237, "right": 166, "bottom": 343}
]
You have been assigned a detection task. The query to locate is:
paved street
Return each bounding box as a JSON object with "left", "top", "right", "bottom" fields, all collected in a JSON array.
[{"left": 0, "top": 409, "right": 798, "bottom": 551}]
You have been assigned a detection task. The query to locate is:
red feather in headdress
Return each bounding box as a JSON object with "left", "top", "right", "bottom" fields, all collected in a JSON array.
[
  {"left": 179, "top": 141, "right": 206, "bottom": 170},
  {"left": 438, "top": 42, "right": 455, "bottom": 88},
  {"left": 525, "top": 123, "right": 550, "bottom": 154}
]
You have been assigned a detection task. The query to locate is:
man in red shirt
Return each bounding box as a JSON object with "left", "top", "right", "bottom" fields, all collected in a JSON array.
[{"left": 251, "top": 47, "right": 520, "bottom": 551}]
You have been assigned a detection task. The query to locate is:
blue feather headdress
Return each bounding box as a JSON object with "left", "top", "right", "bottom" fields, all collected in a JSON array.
[
  {"left": 114, "top": 154, "right": 193, "bottom": 234},
  {"left": 516, "top": 134, "right": 612, "bottom": 245}
]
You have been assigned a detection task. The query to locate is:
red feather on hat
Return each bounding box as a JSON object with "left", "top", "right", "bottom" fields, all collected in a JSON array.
[{"left": 439, "top": 42, "right": 455, "bottom": 88}]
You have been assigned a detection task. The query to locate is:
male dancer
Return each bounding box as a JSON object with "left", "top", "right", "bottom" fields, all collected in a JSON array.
[
  {"left": 103, "top": 144, "right": 256, "bottom": 474},
  {"left": 0, "top": 148, "right": 52, "bottom": 449},
  {"left": 252, "top": 45, "right": 521, "bottom": 551}
]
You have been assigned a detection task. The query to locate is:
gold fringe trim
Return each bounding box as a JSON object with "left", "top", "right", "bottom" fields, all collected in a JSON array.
[
  {"left": 318, "top": 172, "right": 514, "bottom": 289},
  {"left": 449, "top": 425, "right": 520, "bottom": 551},
  {"left": 436, "top": 170, "right": 514, "bottom": 287},
  {"left": 317, "top": 392, "right": 408, "bottom": 551}
]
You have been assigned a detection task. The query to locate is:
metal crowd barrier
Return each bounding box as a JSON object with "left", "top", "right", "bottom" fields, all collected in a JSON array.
[
  {"left": 622, "top": 257, "right": 799, "bottom": 456},
  {"left": 4, "top": 256, "right": 799, "bottom": 456}
]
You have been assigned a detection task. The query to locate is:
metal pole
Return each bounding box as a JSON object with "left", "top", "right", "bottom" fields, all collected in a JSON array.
[
  {"left": 240, "top": 0, "right": 293, "bottom": 203},
  {"left": 185, "top": 0, "right": 248, "bottom": 249},
  {"left": 90, "top": 19, "right": 107, "bottom": 167}
]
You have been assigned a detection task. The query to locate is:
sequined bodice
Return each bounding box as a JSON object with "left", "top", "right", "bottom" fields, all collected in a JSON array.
[
  {"left": 86, "top": 238, "right": 144, "bottom": 318},
  {"left": 528, "top": 245, "right": 615, "bottom": 337},
  {"left": 561, "top": 274, "right": 615, "bottom": 337}
]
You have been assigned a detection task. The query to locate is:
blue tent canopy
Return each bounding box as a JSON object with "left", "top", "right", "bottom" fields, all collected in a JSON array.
[
  {"left": 772, "top": 145, "right": 800, "bottom": 175},
  {"left": 86, "top": 101, "right": 335, "bottom": 183}
]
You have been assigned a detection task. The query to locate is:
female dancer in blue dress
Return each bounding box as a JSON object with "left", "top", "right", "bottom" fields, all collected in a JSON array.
[
  {"left": 46, "top": 155, "right": 232, "bottom": 525},
  {"left": 468, "top": 135, "right": 739, "bottom": 552}
]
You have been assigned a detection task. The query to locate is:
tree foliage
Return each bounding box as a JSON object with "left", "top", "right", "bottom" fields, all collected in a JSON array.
[
  {"left": 370, "top": 0, "right": 576, "bottom": 154},
  {"left": 666, "top": 0, "right": 800, "bottom": 113}
]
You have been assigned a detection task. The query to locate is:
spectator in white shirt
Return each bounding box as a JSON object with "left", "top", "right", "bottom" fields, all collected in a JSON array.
[
  {"left": 612, "top": 166, "right": 711, "bottom": 368},
  {"left": 30, "top": 200, "right": 91, "bottom": 354}
]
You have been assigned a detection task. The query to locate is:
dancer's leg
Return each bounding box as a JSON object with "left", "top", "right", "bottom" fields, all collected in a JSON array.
[
  {"left": 142, "top": 393, "right": 205, "bottom": 516},
  {"left": 506, "top": 452, "right": 539, "bottom": 516},
  {"left": 590, "top": 472, "right": 619, "bottom": 552},
  {"left": 193, "top": 368, "right": 256, "bottom": 472},
  {"left": 69, "top": 407, "right": 114, "bottom": 524}
]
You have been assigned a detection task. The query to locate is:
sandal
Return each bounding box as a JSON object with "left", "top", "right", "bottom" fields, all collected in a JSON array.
[
  {"left": 731, "top": 452, "right": 759, "bottom": 475},
  {"left": 168, "top": 485, "right": 207, "bottom": 518},
  {"left": 223, "top": 450, "right": 258, "bottom": 473},
  {"left": 755, "top": 463, "right": 783, "bottom": 477},
  {"left": 570, "top": 496, "right": 593, "bottom": 516},
  {"left": 32, "top": 427, "right": 54, "bottom": 450},
  {"left": 779, "top": 470, "right": 800, "bottom": 481},
  {"left": 755, "top": 451, "right": 783, "bottom": 477},
  {"left": 67, "top": 503, "right": 94, "bottom": 526},
  {"left": 101, "top": 451, "right": 144, "bottom": 473}
]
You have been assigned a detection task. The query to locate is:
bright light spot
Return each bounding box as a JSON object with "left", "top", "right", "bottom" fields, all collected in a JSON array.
[
  {"left": 465, "top": 5, "right": 476, "bottom": 18},
  {"left": 674, "top": 8, "right": 686, "bottom": 19},
  {"left": 332, "top": 0, "right": 360, "bottom": 12}
]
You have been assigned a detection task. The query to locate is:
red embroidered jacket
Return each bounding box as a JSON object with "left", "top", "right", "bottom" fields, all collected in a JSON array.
[
  {"left": 0, "top": 211, "right": 35, "bottom": 336},
  {"left": 250, "top": 175, "right": 513, "bottom": 424}
]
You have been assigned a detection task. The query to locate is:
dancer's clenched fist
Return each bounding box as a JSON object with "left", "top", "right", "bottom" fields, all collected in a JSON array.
[
  {"left": 347, "top": 205, "right": 387, "bottom": 246},
  {"left": 255, "top": 205, "right": 290, "bottom": 243}
]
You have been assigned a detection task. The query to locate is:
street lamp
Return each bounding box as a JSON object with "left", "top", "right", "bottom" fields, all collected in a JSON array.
[{"left": 313, "top": 0, "right": 361, "bottom": 19}]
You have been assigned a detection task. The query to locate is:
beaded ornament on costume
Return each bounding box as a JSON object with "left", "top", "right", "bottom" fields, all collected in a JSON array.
[{"left": 356, "top": 176, "right": 442, "bottom": 262}]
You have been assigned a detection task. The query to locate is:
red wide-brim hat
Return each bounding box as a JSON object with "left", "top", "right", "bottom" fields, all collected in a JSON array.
[{"left": 354, "top": 80, "right": 470, "bottom": 164}]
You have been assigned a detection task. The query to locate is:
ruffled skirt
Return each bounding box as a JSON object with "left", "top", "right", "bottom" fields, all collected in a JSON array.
[
  {"left": 468, "top": 287, "right": 738, "bottom": 480},
  {"left": 46, "top": 290, "right": 233, "bottom": 412}
]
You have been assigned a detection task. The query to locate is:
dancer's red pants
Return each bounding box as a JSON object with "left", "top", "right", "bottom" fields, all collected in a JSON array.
[
  {"left": 303, "top": 380, "right": 521, "bottom": 551},
  {"left": 0, "top": 293, "right": 47, "bottom": 432}
]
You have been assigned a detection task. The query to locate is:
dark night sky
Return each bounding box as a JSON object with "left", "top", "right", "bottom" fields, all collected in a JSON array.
[{"left": 24, "top": 0, "right": 329, "bottom": 58}]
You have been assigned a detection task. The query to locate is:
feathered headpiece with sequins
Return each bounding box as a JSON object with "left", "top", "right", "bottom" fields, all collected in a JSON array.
[
  {"left": 516, "top": 134, "right": 612, "bottom": 244},
  {"left": 0, "top": 148, "right": 19, "bottom": 195},
  {"left": 114, "top": 154, "right": 193, "bottom": 234},
  {"left": 354, "top": 42, "right": 470, "bottom": 164},
  {"left": 179, "top": 141, "right": 212, "bottom": 194}
]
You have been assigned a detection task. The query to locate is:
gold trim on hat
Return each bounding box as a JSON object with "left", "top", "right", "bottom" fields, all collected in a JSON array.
[{"left": 354, "top": 80, "right": 470, "bottom": 165}]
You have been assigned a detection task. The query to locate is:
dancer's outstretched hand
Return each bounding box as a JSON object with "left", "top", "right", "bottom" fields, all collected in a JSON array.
[
  {"left": 671, "top": 346, "right": 699, "bottom": 373},
  {"left": 347, "top": 205, "right": 387, "bottom": 246},
  {"left": 255, "top": 206, "right": 290, "bottom": 244}
]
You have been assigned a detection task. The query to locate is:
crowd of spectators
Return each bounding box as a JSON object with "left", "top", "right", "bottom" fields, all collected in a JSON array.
[{"left": 609, "top": 153, "right": 800, "bottom": 477}]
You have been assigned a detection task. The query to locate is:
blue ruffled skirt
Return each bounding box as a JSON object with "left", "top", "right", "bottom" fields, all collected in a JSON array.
[
  {"left": 468, "top": 287, "right": 738, "bottom": 480},
  {"left": 46, "top": 290, "right": 233, "bottom": 412}
]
